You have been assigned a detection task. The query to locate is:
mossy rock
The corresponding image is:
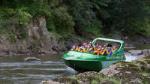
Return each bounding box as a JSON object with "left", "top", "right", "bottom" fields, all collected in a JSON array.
[{"left": 55, "top": 76, "right": 79, "bottom": 84}]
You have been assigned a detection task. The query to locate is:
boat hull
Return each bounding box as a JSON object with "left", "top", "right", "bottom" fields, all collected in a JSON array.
[
  {"left": 63, "top": 51, "right": 125, "bottom": 71},
  {"left": 64, "top": 59, "right": 102, "bottom": 71}
]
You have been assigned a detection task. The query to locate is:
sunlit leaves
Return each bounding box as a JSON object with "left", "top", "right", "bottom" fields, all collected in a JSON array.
[{"left": 15, "top": 8, "right": 32, "bottom": 25}]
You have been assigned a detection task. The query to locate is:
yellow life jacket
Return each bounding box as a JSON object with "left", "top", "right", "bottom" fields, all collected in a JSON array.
[
  {"left": 100, "top": 49, "right": 107, "bottom": 55},
  {"left": 75, "top": 47, "right": 80, "bottom": 52},
  {"left": 80, "top": 48, "right": 85, "bottom": 52},
  {"left": 83, "top": 48, "right": 88, "bottom": 52}
]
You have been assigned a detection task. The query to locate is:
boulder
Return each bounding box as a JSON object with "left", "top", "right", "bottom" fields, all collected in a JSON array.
[
  {"left": 143, "top": 49, "right": 150, "bottom": 56},
  {"left": 41, "top": 80, "right": 61, "bottom": 84},
  {"left": 128, "top": 50, "right": 143, "bottom": 56},
  {"left": 24, "top": 57, "right": 41, "bottom": 62},
  {"left": 100, "top": 65, "right": 120, "bottom": 77}
]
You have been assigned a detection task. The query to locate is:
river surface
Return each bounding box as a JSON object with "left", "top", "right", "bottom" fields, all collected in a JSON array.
[
  {"left": 0, "top": 55, "right": 76, "bottom": 84},
  {"left": 0, "top": 50, "right": 148, "bottom": 84}
]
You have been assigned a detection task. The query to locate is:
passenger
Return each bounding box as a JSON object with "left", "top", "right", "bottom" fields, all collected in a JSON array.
[
  {"left": 94, "top": 48, "right": 100, "bottom": 55},
  {"left": 106, "top": 47, "right": 113, "bottom": 56},
  {"left": 106, "top": 45, "right": 117, "bottom": 56},
  {"left": 112, "top": 46, "right": 117, "bottom": 52},
  {"left": 87, "top": 43, "right": 94, "bottom": 53},
  {"left": 83, "top": 42, "right": 89, "bottom": 52},
  {"left": 105, "top": 44, "right": 112, "bottom": 55},
  {"left": 93, "top": 43, "right": 99, "bottom": 52},
  {"left": 84, "top": 42, "right": 89, "bottom": 48},
  {"left": 71, "top": 44, "right": 77, "bottom": 51},
  {"left": 74, "top": 43, "right": 82, "bottom": 52},
  {"left": 75, "top": 46, "right": 80, "bottom": 52},
  {"left": 100, "top": 47, "right": 106, "bottom": 55},
  {"left": 88, "top": 47, "right": 94, "bottom": 53},
  {"left": 92, "top": 45, "right": 100, "bottom": 55},
  {"left": 79, "top": 42, "right": 87, "bottom": 52},
  {"left": 80, "top": 46, "right": 87, "bottom": 52}
]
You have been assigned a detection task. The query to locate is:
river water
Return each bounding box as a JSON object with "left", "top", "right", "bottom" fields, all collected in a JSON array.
[
  {"left": 0, "top": 55, "right": 76, "bottom": 84},
  {"left": 0, "top": 50, "right": 148, "bottom": 84}
]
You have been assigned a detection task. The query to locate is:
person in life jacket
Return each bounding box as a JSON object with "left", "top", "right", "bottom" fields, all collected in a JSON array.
[
  {"left": 75, "top": 46, "right": 80, "bottom": 52},
  {"left": 71, "top": 45, "right": 77, "bottom": 51},
  {"left": 94, "top": 48, "right": 100, "bottom": 55},
  {"left": 105, "top": 47, "right": 113, "bottom": 56},
  {"left": 93, "top": 45, "right": 101, "bottom": 55},
  {"left": 99, "top": 44, "right": 107, "bottom": 55},
  {"left": 84, "top": 42, "right": 90, "bottom": 52},
  {"left": 99, "top": 48, "right": 106, "bottom": 55},
  {"left": 93, "top": 44, "right": 99, "bottom": 52},
  {"left": 112, "top": 46, "right": 117, "bottom": 52},
  {"left": 80, "top": 42, "right": 88, "bottom": 52},
  {"left": 105, "top": 44, "right": 113, "bottom": 55},
  {"left": 74, "top": 43, "right": 81, "bottom": 52},
  {"left": 106, "top": 45, "right": 117, "bottom": 56},
  {"left": 87, "top": 43, "right": 94, "bottom": 53},
  {"left": 80, "top": 46, "right": 87, "bottom": 52}
]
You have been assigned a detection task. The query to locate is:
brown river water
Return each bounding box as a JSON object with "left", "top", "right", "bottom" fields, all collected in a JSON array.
[{"left": 0, "top": 55, "right": 76, "bottom": 84}]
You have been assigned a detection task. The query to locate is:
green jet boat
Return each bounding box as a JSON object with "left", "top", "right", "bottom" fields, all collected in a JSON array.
[{"left": 63, "top": 37, "right": 125, "bottom": 71}]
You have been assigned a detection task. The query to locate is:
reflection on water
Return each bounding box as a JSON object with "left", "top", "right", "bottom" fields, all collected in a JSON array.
[{"left": 0, "top": 55, "right": 76, "bottom": 84}]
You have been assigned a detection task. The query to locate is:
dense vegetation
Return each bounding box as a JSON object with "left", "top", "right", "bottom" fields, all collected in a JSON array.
[{"left": 0, "top": 0, "right": 150, "bottom": 39}]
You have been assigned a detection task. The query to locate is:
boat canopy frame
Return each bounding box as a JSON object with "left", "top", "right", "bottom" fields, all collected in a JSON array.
[{"left": 91, "top": 37, "right": 125, "bottom": 51}]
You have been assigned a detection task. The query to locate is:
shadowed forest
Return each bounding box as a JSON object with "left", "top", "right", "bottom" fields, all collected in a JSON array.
[{"left": 0, "top": 0, "right": 150, "bottom": 37}]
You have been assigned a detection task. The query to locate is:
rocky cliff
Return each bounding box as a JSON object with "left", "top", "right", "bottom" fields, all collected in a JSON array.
[
  {"left": 0, "top": 17, "right": 69, "bottom": 56},
  {"left": 0, "top": 16, "right": 149, "bottom": 56}
]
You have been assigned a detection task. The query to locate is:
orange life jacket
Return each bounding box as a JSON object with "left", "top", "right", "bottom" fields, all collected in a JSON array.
[
  {"left": 75, "top": 47, "right": 80, "bottom": 52},
  {"left": 93, "top": 48, "right": 101, "bottom": 55},
  {"left": 100, "top": 49, "right": 107, "bottom": 55}
]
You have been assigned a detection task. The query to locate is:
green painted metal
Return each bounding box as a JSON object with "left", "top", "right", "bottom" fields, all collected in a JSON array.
[{"left": 63, "top": 37, "right": 125, "bottom": 71}]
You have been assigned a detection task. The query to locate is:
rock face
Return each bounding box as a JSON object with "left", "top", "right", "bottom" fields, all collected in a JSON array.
[
  {"left": 143, "top": 49, "right": 150, "bottom": 56},
  {"left": 100, "top": 65, "right": 120, "bottom": 77},
  {"left": 27, "top": 16, "right": 62, "bottom": 54},
  {"left": 0, "top": 17, "right": 67, "bottom": 56}
]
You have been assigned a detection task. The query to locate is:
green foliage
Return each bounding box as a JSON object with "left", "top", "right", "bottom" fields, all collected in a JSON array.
[
  {"left": 15, "top": 8, "right": 32, "bottom": 25},
  {"left": 105, "top": 0, "right": 148, "bottom": 35},
  {"left": 142, "top": 18, "right": 150, "bottom": 36},
  {"left": 66, "top": 0, "right": 103, "bottom": 37},
  {"left": 0, "top": 0, "right": 150, "bottom": 39},
  {"left": 0, "top": 7, "right": 31, "bottom": 41},
  {"left": 28, "top": 1, "right": 51, "bottom": 17},
  {"left": 0, "top": 8, "right": 15, "bottom": 19},
  {"left": 84, "top": 20, "right": 102, "bottom": 37},
  {"left": 52, "top": 7, "right": 75, "bottom": 36}
]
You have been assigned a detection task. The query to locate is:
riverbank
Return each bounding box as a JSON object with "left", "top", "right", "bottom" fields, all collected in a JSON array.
[
  {"left": 41, "top": 55, "right": 150, "bottom": 84},
  {"left": 0, "top": 36, "right": 149, "bottom": 56}
]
